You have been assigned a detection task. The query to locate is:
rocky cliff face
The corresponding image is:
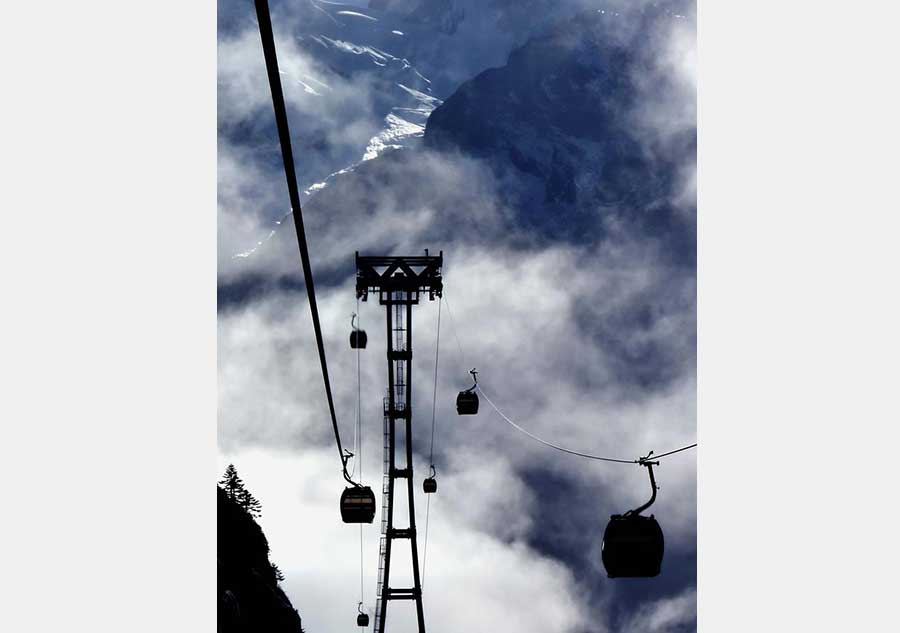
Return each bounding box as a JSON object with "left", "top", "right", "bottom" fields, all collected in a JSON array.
[
  {"left": 217, "top": 488, "right": 303, "bottom": 633},
  {"left": 424, "top": 7, "right": 695, "bottom": 252}
]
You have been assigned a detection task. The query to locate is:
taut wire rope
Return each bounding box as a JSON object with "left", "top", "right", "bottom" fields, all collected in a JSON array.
[
  {"left": 428, "top": 297, "right": 442, "bottom": 465},
  {"left": 441, "top": 290, "right": 467, "bottom": 370},
  {"left": 253, "top": 0, "right": 356, "bottom": 485},
  {"left": 354, "top": 301, "right": 364, "bottom": 607},
  {"left": 478, "top": 386, "right": 696, "bottom": 463},
  {"left": 349, "top": 305, "right": 363, "bottom": 479},
  {"left": 649, "top": 443, "right": 698, "bottom": 460},
  {"left": 421, "top": 297, "right": 442, "bottom": 587}
]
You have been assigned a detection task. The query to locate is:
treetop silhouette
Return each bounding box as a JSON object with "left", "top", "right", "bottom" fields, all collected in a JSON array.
[{"left": 218, "top": 464, "right": 262, "bottom": 518}]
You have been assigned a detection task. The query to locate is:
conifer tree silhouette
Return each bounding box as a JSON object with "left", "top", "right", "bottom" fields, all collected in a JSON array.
[
  {"left": 218, "top": 464, "right": 245, "bottom": 502},
  {"left": 239, "top": 487, "right": 263, "bottom": 519},
  {"left": 218, "top": 464, "right": 264, "bottom": 518}
]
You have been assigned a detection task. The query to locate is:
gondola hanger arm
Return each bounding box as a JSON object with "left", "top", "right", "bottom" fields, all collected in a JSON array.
[
  {"left": 342, "top": 450, "right": 359, "bottom": 486},
  {"left": 464, "top": 368, "right": 478, "bottom": 393},
  {"left": 626, "top": 453, "right": 660, "bottom": 516}
]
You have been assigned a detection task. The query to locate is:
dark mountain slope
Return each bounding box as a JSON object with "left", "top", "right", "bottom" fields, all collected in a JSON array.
[
  {"left": 217, "top": 487, "right": 303, "bottom": 633},
  {"left": 424, "top": 7, "right": 695, "bottom": 256}
]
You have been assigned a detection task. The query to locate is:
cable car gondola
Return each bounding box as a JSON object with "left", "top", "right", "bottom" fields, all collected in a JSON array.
[
  {"left": 357, "top": 603, "right": 369, "bottom": 627},
  {"left": 423, "top": 464, "right": 437, "bottom": 493},
  {"left": 456, "top": 368, "right": 479, "bottom": 415},
  {"left": 350, "top": 313, "right": 367, "bottom": 349},
  {"left": 601, "top": 456, "right": 665, "bottom": 578},
  {"left": 340, "top": 485, "right": 376, "bottom": 524}
]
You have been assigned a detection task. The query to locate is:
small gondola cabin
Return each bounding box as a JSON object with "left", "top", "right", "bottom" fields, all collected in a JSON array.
[
  {"left": 423, "top": 477, "right": 437, "bottom": 494},
  {"left": 340, "top": 486, "right": 376, "bottom": 524},
  {"left": 456, "top": 390, "right": 478, "bottom": 415},
  {"left": 357, "top": 613, "right": 369, "bottom": 627},
  {"left": 601, "top": 513, "right": 664, "bottom": 578},
  {"left": 350, "top": 329, "right": 367, "bottom": 349}
]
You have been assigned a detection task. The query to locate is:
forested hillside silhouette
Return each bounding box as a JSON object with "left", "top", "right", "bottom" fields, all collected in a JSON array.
[{"left": 218, "top": 465, "right": 304, "bottom": 633}]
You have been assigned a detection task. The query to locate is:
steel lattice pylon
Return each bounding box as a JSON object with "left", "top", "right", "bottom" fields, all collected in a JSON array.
[{"left": 356, "top": 251, "right": 442, "bottom": 633}]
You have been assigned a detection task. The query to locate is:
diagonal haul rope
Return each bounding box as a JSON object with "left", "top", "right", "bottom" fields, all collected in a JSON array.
[
  {"left": 478, "top": 386, "right": 697, "bottom": 463},
  {"left": 254, "top": 0, "right": 354, "bottom": 484},
  {"left": 651, "top": 443, "right": 697, "bottom": 459},
  {"left": 478, "top": 387, "right": 636, "bottom": 463}
]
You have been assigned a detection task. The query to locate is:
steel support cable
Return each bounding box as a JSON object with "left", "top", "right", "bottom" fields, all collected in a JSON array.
[
  {"left": 428, "top": 297, "right": 442, "bottom": 464},
  {"left": 421, "top": 494, "right": 432, "bottom": 589},
  {"left": 357, "top": 305, "right": 362, "bottom": 483},
  {"left": 651, "top": 443, "right": 697, "bottom": 459},
  {"left": 254, "top": 0, "right": 355, "bottom": 484},
  {"left": 355, "top": 303, "right": 364, "bottom": 607},
  {"left": 478, "top": 386, "right": 637, "bottom": 463},
  {"left": 359, "top": 524, "right": 364, "bottom": 606},
  {"left": 421, "top": 297, "right": 442, "bottom": 588},
  {"left": 478, "top": 386, "right": 697, "bottom": 464},
  {"left": 350, "top": 304, "right": 363, "bottom": 479},
  {"left": 441, "top": 291, "right": 467, "bottom": 370}
]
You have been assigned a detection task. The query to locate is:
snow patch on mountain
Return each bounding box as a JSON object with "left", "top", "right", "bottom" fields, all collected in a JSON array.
[
  {"left": 317, "top": 36, "right": 391, "bottom": 63},
  {"left": 362, "top": 83, "right": 443, "bottom": 161},
  {"left": 363, "top": 113, "right": 425, "bottom": 161},
  {"left": 397, "top": 83, "right": 440, "bottom": 106},
  {"left": 335, "top": 10, "right": 378, "bottom": 21}
]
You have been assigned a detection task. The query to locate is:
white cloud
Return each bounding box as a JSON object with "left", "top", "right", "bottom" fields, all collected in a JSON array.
[
  {"left": 218, "top": 447, "right": 590, "bottom": 633},
  {"left": 621, "top": 588, "right": 697, "bottom": 633}
]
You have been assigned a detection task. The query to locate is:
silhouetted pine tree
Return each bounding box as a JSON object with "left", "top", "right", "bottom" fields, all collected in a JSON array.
[
  {"left": 271, "top": 563, "right": 285, "bottom": 583},
  {"left": 239, "top": 487, "right": 263, "bottom": 519},
  {"left": 218, "top": 464, "right": 245, "bottom": 502}
]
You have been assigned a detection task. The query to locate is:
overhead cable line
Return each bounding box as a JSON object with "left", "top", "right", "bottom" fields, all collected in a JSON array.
[
  {"left": 478, "top": 387, "right": 637, "bottom": 463},
  {"left": 355, "top": 303, "right": 365, "bottom": 606},
  {"left": 359, "top": 524, "right": 364, "bottom": 610},
  {"left": 421, "top": 494, "right": 433, "bottom": 588},
  {"left": 421, "top": 297, "right": 443, "bottom": 588},
  {"left": 478, "top": 386, "right": 697, "bottom": 464},
  {"left": 441, "top": 290, "right": 467, "bottom": 370},
  {"left": 349, "top": 307, "right": 363, "bottom": 479},
  {"left": 254, "top": 0, "right": 355, "bottom": 485},
  {"left": 650, "top": 443, "right": 698, "bottom": 460},
  {"left": 427, "top": 297, "right": 442, "bottom": 466}
]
